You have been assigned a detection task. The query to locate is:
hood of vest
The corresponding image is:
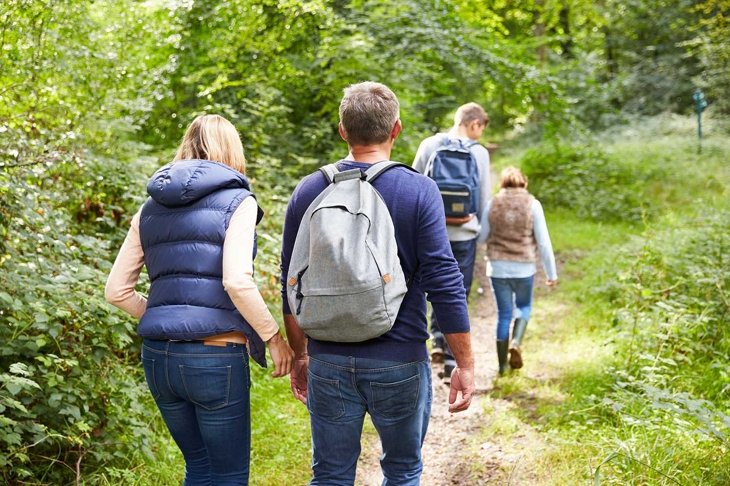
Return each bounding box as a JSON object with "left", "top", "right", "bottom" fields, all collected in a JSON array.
[{"left": 147, "top": 159, "right": 251, "bottom": 208}]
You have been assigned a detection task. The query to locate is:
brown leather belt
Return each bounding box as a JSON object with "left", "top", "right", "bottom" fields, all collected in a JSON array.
[
  {"left": 201, "top": 340, "right": 230, "bottom": 347},
  {"left": 201, "top": 331, "right": 248, "bottom": 347}
]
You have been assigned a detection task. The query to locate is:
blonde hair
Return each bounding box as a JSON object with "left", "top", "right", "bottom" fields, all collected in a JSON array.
[
  {"left": 173, "top": 114, "right": 246, "bottom": 174},
  {"left": 454, "top": 102, "right": 489, "bottom": 127},
  {"left": 500, "top": 166, "right": 528, "bottom": 188}
]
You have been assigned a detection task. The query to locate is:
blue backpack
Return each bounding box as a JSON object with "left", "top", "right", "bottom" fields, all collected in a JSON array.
[{"left": 425, "top": 138, "right": 481, "bottom": 223}]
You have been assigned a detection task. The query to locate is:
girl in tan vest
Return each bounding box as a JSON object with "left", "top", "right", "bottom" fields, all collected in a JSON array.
[{"left": 477, "top": 167, "right": 558, "bottom": 375}]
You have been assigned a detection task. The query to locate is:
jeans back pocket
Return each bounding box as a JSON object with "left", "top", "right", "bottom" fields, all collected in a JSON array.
[
  {"left": 307, "top": 371, "right": 345, "bottom": 420},
  {"left": 370, "top": 373, "right": 421, "bottom": 419},
  {"left": 179, "top": 365, "right": 232, "bottom": 411}
]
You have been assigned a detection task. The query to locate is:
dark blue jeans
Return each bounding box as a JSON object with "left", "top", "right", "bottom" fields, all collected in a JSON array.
[
  {"left": 141, "top": 339, "right": 251, "bottom": 486},
  {"left": 307, "top": 354, "right": 432, "bottom": 486},
  {"left": 430, "top": 238, "right": 477, "bottom": 360},
  {"left": 490, "top": 276, "right": 534, "bottom": 341}
]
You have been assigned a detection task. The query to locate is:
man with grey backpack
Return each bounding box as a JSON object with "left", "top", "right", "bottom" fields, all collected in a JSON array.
[
  {"left": 280, "top": 81, "right": 474, "bottom": 485},
  {"left": 413, "top": 102, "right": 490, "bottom": 382}
]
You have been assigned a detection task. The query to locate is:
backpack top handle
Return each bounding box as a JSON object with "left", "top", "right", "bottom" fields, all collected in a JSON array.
[{"left": 333, "top": 169, "right": 366, "bottom": 183}]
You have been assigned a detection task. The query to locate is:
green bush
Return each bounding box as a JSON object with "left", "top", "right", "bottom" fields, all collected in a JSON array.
[
  {"left": 0, "top": 150, "right": 165, "bottom": 483},
  {"left": 520, "top": 141, "right": 663, "bottom": 222},
  {"left": 582, "top": 211, "right": 730, "bottom": 483},
  {"left": 611, "top": 211, "right": 730, "bottom": 398}
]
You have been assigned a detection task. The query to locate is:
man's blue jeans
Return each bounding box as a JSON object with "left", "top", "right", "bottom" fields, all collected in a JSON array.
[
  {"left": 490, "top": 276, "right": 534, "bottom": 341},
  {"left": 141, "top": 339, "right": 251, "bottom": 486},
  {"left": 307, "top": 354, "right": 432, "bottom": 486},
  {"left": 430, "top": 238, "right": 477, "bottom": 360}
]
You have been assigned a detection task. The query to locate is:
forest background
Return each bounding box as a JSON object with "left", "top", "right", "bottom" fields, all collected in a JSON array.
[{"left": 1, "top": 0, "right": 728, "bottom": 484}]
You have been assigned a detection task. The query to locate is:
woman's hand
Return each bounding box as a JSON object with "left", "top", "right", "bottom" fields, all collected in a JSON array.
[
  {"left": 267, "top": 332, "right": 294, "bottom": 377},
  {"left": 546, "top": 278, "right": 558, "bottom": 287}
]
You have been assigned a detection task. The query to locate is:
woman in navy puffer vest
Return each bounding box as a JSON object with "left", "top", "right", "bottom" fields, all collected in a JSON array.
[{"left": 106, "top": 114, "right": 293, "bottom": 485}]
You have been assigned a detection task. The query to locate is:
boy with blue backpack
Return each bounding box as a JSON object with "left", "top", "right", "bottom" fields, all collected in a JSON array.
[{"left": 413, "top": 102, "right": 491, "bottom": 381}]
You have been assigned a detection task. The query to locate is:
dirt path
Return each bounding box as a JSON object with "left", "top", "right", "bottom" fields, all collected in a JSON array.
[{"left": 355, "top": 246, "right": 548, "bottom": 485}]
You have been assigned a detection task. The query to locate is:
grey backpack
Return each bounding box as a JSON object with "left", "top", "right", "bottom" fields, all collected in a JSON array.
[{"left": 286, "top": 161, "right": 414, "bottom": 342}]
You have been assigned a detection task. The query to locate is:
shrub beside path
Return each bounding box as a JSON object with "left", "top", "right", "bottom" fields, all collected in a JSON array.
[{"left": 355, "top": 245, "right": 548, "bottom": 485}]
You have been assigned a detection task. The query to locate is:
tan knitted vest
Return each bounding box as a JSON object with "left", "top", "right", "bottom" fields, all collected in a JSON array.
[{"left": 487, "top": 188, "right": 537, "bottom": 262}]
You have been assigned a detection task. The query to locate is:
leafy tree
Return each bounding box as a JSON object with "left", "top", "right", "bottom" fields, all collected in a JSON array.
[
  {"left": 0, "top": 0, "right": 177, "bottom": 482},
  {"left": 691, "top": 0, "right": 730, "bottom": 113}
]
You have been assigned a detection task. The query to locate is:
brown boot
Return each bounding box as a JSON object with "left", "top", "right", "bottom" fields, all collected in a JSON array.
[
  {"left": 508, "top": 345, "right": 523, "bottom": 369},
  {"left": 509, "top": 318, "right": 528, "bottom": 369}
]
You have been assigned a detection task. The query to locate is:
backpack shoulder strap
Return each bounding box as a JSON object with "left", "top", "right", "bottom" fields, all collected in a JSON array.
[
  {"left": 364, "top": 161, "right": 417, "bottom": 183},
  {"left": 319, "top": 164, "right": 339, "bottom": 184}
]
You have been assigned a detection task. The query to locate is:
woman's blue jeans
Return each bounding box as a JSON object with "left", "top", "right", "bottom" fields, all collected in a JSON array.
[
  {"left": 490, "top": 276, "right": 534, "bottom": 341},
  {"left": 141, "top": 338, "right": 251, "bottom": 486},
  {"left": 307, "top": 354, "right": 432, "bottom": 486}
]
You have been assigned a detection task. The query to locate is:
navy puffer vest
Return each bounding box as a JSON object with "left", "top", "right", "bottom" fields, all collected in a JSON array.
[{"left": 138, "top": 159, "right": 267, "bottom": 367}]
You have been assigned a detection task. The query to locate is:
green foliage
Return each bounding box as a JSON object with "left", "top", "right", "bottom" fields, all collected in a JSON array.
[
  {"left": 142, "top": 0, "right": 572, "bottom": 176},
  {"left": 689, "top": 0, "right": 730, "bottom": 113},
  {"left": 583, "top": 211, "right": 730, "bottom": 484},
  {"left": 0, "top": 0, "right": 179, "bottom": 482},
  {"left": 610, "top": 213, "right": 730, "bottom": 399},
  {"left": 520, "top": 140, "right": 663, "bottom": 222},
  {"left": 597, "top": 0, "right": 703, "bottom": 115},
  {"left": 0, "top": 155, "right": 159, "bottom": 484}
]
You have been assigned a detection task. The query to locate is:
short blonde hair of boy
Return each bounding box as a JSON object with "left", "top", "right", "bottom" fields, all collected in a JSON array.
[
  {"left": 174, "top": 114, "right": 246, "bottom": 174},
  {"left": 454, "top": 102, "right": 489, "bottom": 127},
  {"left": 500, "top": 166, "right": 528, "bottom": 188}
]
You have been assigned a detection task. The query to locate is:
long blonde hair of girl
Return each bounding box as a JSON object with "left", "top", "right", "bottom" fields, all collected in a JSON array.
[{"left": 173, "top": 114, "right": 246, "bottom": 174}]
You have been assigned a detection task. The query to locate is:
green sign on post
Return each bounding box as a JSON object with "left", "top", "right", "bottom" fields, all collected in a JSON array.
[{"left": 693, "top": 88, "right": 708, "bottom": 144}]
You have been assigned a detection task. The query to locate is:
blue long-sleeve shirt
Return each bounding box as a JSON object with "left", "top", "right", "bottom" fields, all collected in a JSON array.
[{"left": 281, "top": 160, "right": 470, "bottom": 362}]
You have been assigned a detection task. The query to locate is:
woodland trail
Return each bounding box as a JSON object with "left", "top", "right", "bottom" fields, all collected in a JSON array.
[{"left": 355, "top": 244, "right": 553, "bottom": 485}]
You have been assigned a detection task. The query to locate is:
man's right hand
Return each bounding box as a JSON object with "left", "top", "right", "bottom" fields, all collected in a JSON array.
[
  {"left": 448, "top": 366, "right": 474, "bottom": 413},
  {"left": 290, "top": 354, "right": 309, "bottom": 404},
  {"left": 443, "top": 331, "right": 475, "bottom": 413}
]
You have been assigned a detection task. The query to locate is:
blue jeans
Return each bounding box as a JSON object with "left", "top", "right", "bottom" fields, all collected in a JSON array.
[
  {"left": 307, "top": 354, "right": 432, "bottom": 486},
  {"left": 141, "top": 339, "right": 251, "bottom": 486},
  {"left": 490, "top": 276, "right": 534, "bottom": 341},
  {"left": 430, "top": 238, "right": 477, "bottom": 360}
]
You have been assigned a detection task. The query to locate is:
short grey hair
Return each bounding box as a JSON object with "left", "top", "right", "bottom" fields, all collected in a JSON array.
[
  {"left": 339, "top": 81, "right": 400, "bottom": 146},
  {"left": 454, "top": 102, "right": 489, "bottom": 127}
]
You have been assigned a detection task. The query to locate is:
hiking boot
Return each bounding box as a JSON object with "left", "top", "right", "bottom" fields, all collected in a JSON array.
[
  {"left": 508, "top": 345, "right": 523, "bottom": 369},
  {"left": 496, "top": 340, "right": 509, "bottom": 376},
  {"left": 430, "top": 345, "right": 446, "bottom": 364},
  {"left": 439, "top": 361, "right": 456, "bottom": 385},
  {"left": 509, "top": 318, "right": 528, "bottom": 369}
]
